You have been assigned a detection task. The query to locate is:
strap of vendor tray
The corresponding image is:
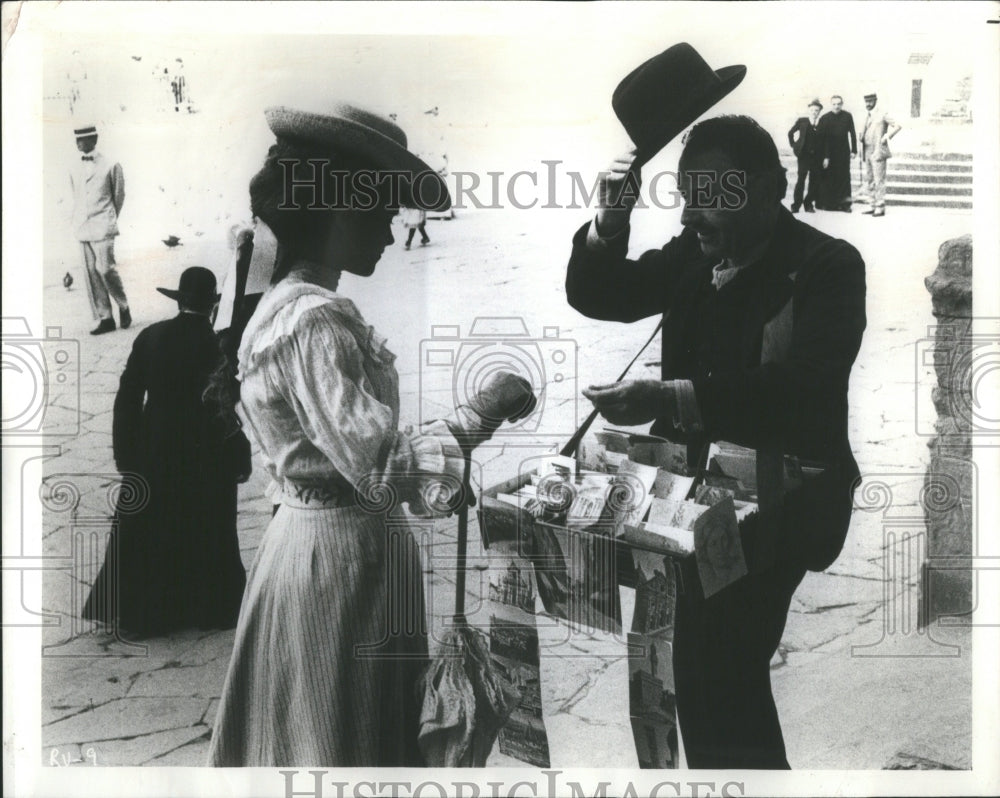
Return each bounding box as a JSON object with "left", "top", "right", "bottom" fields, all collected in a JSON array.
[{"left": 560, "top": 317, "right": 665, "bottom": 458}]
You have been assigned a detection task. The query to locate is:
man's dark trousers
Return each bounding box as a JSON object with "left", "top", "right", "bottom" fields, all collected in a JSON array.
[
  {"left": 792, "top": 156, "right": 822, "bottom": 211},
  {"left": 674, "top": 549, "right": 806, "bottom": 769}
]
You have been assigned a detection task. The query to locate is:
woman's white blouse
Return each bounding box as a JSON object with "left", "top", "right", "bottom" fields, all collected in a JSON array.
[{"left": 237, "top": 264, "right": 465, "bottom": 515}]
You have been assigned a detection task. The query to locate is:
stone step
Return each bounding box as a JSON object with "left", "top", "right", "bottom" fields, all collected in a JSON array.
[
  {"left": 781, "top": 151, "right": 973, "bottom": 164},
  {"left": 886, "top": 172, "right": 973, "bottom": 185},
  {"left": 781, "top": 161, "right": 973, "bottom": 180},
  {"left": 780, "top": 150, "right": 975, "bottom": 209},
  {"left": 890, "top": 161, "right": 973, "bottom": 173},
  {"left": 883, "top": 151, "right": 973, "bottom": 162},
  {"left": 786, "top": 173, "right": 972, "bottom": 188},
  {"left": 855, "top": 196, "right": 973, "bottom": 209},
  {"left": 885, "top": 188, "right": 972, "bottom": 200}
]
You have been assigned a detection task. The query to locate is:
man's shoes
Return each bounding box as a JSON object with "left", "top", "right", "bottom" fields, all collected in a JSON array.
[
  {"left": 791, "top": 204, "right": 801, "bottom": 213},
  {"left": 90, "top": 318, "right": 116, "bottom": 335},
  {"left": 861, "top": 207, "right": 875, "bottom": 215},
  {"left": 841, "top": 205, "right": 853, "bottom": 213},
  {"left": 404, "top": 243, "right": 411, "bottom": 250},
  {"left": 872, "top": 208, "right": 885, "bottom": 217},
  {"left": 420, "top": 240, "right": 429, "bottom": 247},
  {"left": 120, "top": 308, "right": 132, "bottom": 329},
  {"left": 805, "top": 205, "right": 815, "bottom": 213}
]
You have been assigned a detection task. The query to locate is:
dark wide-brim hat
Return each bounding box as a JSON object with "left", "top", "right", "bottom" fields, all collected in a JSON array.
[
  {"left": 265, "top": 102, "right": 451, "bottom": 211},
  {"left": 157, "top": 266, "right": 221, "bottom": 306},
  {"left": 613, "top": 43, "right": 746, "bottom": 165}
]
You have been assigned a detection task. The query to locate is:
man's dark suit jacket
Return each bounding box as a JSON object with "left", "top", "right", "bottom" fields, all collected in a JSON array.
[
  {"left": 566, "top": 208, "right": 867, "bottom": 571},
  {"left": 787, "top": 117, "right": 824, "bottom": 160}
]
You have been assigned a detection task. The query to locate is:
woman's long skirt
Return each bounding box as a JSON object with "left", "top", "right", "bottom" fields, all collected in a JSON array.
[{"left": 208, "top": 497, "right": 429, "bottom": 766}]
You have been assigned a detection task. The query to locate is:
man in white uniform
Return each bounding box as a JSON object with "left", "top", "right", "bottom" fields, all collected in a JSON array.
[
  {"left": 859, "top": 93, "right": 901, "bottom": 218},
  {"left": 69, "top": 125, "right": 131, "bottom": 334}
]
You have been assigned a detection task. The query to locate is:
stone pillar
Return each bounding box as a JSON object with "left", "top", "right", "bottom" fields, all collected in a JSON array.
[{"left": 920, "top": 234, "right": 973, "bottom": 625}]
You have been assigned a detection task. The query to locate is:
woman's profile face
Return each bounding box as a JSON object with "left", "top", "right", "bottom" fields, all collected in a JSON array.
[{"left": 325, "top": 205, "right": 397, "bottom": 277}]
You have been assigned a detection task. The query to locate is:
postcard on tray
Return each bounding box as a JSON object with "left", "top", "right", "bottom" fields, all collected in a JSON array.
[
  {"left": 629, "top": 440, "right": 692, "bottom": 474},
  {"left": 532, "top": 522, "right": 622, "bottom": 633},
  {"left": 647, "top": 497, "right": 708, "bottom": 531},
  {"left": 652, "top": 469, "right": 696, "bottom": 503},
  {"left": 622, "top": 522, "right": 695, "bottom": 558},
  {"left": 612, "top": 460, "right": 658, "bottom": 525},
  {"left": 479, "top": 496, "right": 534, "bottom": 550},
  {"left": 629, "top": 550, "right": 678, "bottom": 638},
  {"left": 692, "top": 497, "right": 748, "bottom": 598}
]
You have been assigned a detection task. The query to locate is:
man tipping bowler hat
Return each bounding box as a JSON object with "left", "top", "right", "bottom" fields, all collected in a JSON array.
[
  {"left": 611, "top": 42, "right": 746, "bottom": 167},
  {"left": 567, "top": 42, "right": 866, "bottom": 768},
  {"left": 70, "top": 124, "right": 132, "bottom": 335}
]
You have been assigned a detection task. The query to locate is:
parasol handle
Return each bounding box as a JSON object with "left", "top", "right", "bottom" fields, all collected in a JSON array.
[{"left": 453, "top": 453, "right": 473, "bottom": 624}]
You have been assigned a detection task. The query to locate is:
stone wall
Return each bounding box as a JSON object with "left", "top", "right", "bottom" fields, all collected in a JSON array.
[{"left": 920, "top": 234, "right": 973, "bottom": 625}]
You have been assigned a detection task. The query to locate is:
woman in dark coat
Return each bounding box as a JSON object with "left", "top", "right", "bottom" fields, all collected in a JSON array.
[{"left": 82, "top": 267, "right": 250, "bottom": 636}]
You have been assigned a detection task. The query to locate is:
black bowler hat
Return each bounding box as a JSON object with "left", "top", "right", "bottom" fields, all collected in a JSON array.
[
  {"left": 157, "top": 266, "right": 221, "bottom": 307},
  {"left": 612, "top": 42, "right": 746, "bottom": 165}
]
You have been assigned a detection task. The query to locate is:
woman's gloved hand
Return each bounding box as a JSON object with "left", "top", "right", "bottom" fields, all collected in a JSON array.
[
  {"left": 469, "top": 371, "right": 537, "bottom": 428},
  {"left": 451, "top": 371, "right": 537, "bottom": 451}
]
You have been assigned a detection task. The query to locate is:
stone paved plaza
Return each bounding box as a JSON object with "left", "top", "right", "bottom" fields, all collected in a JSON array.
[{"left": 28, "top": 204, "right": 975, "bottom": 770}]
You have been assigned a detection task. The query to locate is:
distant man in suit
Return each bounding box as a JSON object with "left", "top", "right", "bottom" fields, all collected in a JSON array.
[
  {"left": 859, "top": 92, "right": 902, "bottom": 217},
  {"left": 786, "top": 99, "right": 824, "bottom": 213},
  {"left": 818, "top": 95, "right": 857, "bottom": 212},
  {"left": 69, "top": 125, "right": 131, "bottom": 335}
]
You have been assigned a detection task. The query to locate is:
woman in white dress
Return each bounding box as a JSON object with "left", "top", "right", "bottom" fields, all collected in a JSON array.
[{"left": 208, "top": 104, "right": 534, "bottom": 767}]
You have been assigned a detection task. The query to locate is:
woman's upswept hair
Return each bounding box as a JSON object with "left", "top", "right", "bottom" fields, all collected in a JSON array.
[{"left": 248, "top": 137, "right": 381, "bottom": 283}]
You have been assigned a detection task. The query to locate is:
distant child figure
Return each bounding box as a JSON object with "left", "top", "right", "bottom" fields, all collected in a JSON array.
[
  {"left": 69, "top": 125, "right": 132, "bottom": 335},
  {"left": 402, "top": 206, "right": 430, "bottom": 249}
]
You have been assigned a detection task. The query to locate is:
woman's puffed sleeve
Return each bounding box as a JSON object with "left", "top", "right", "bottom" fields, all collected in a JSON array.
[
  {"left": 383, "top": 420, "right": 468, "bottom": 518},
  {"left": 282, "top": 303, "right": 467, "bottom": 516}
]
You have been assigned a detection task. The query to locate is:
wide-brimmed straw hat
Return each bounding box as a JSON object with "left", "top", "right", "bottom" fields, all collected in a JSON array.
[
  {"left": 157, "top": 266, "right": 221, "bottom": 308},
  {"left": 265, "top": 103, "right": 451, "bottom": 211},
  {"left": 612, "top": 43, "right": 746, "bottom": 165}
]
